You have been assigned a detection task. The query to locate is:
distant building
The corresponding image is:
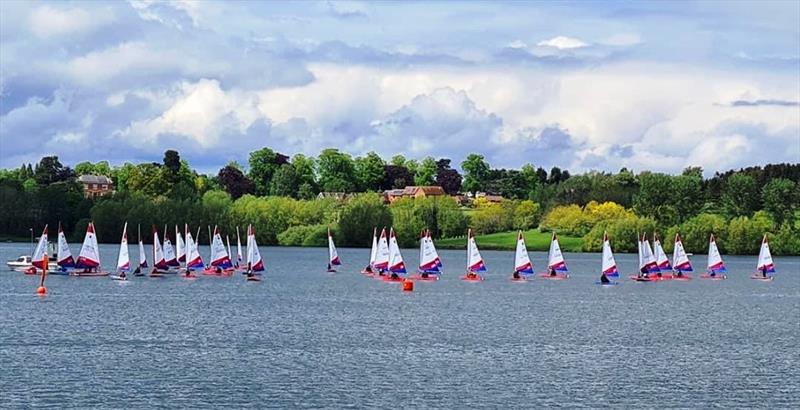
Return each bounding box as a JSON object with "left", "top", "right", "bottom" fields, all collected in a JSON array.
[
  {"left": 402, "top": 185, "right": 446, "bottom": 199},
  {"left": 383, "top": 189, "right": 405, "bottom": 203},
  {"left": 475, "top": 192, "right": 504, "bottom": 203},
  {"left": 78, "top": 175, "right": 114, "bottom": 199}
]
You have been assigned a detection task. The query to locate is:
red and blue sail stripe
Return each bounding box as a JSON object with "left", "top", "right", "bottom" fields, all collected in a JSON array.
[
  {"left": 549, "top": 261, "right": 568, "bottom": 272},
  {"left": 707, "top": 261, "right": 727, "bottom": 273},
  {"left": 389, "top": 261, "right": 407, "bottom": 274},
  {"left": 154, "top": 259, "right": 169, "bottom": 270},
  {"left": 76, "top": 256, "right": 99, "bottom": 269},
  {"left": 515, "top": 261, "right": 534, "bottom": 274},
  {"left": 469, "top": 260, "right": 487, "bottom": 272},
  {"left": 58, "top": 255, "right": 75, "bottom": 268},
  {"left": 331, "top": 256, "right": 341, "bottom": 266},
  {"left": 419, "top": 259, "right": 441, "bottom": 273},
  {"left": 187, "top": 256, "right": 204, "bottom": 269},
  {"left": 211, "top": 255, "right": 233, "bottom": 269},
  {"left": 674, "top": 260, "right": 693, "bottom": 272},
  {"left": 603, "top": 264, "right": 620, "bottom": 278},
  {"left": 759, "top": 263, "right": 776, "bottom": 273}
]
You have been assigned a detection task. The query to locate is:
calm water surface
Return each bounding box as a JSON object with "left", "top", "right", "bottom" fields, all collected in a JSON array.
[{"left": 1, "top": 243, "right": 798, "bottom": 409}]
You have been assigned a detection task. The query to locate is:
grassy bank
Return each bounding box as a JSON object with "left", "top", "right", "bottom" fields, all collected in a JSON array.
[{"left": 436, "top": 230, "right": 584, "bottom": 251}]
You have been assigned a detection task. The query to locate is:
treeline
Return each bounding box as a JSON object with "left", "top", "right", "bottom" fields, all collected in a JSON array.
[{"left": 0, "top": 149, "right": 798, "bottom": 254}]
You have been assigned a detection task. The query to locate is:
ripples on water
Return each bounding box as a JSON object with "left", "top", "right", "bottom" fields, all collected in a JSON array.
[{"left": 1, "top": 244, "right": 798, "bottom": 408}]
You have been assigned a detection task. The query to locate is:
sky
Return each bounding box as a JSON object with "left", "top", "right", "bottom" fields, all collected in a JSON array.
[{"left": 1, "top": 0, "right": 798, "bottom": 175}]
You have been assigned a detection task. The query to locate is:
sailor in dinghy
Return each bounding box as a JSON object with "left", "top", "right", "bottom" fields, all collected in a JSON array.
[
  {"left": 751, "top": 234, "right": 776, "bottom": 281},
  {"left": 327, "top": 228, "right": 341, "bottom": 273},
  {"left": 461, "top": 229, "right": 486, "bottom": 281},
  {"left": 598, "top": 231, "right": 620, "bottom": 285},
  {"left": 511, "top": 231, "right": 533, "bottom": 281},
  {"left": 701, "top": 234, "right": 728, "bottom": 280},
  {"left": 111, "top": 222, "right": 130, "bottom": 280}
]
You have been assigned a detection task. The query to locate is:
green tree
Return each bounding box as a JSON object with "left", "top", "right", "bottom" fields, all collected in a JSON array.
[
  {"left": 513, "top": 200, "right": 541, "bottom": 230},
  {"left": 414, "top": 157, "right": 437, "bottom": 186},
  {"left": 761, "top": 178, "right": 798, "bottom": 225},
  {"left": 270, "top": 164, "right": 299, "bottom": 197},
  {"left": 34, "top": 156, "right": 73, "bottom": 185},
  {"left": 317, "top": 149, "right": 356, "bottom": 192},
  {"left": 721, "top": 173, "right": 759, "bottom": 217},
  {"left": 461, "top": 154, "right": 490, "bottom": 195},
  {"left": 353, "top": 152, "right": 386, "bottom": 191},
  {"left": 292, "top": 154, "right": 317, "bottom": 189},
  {"left": 337, "top": 193, "right": 392, "bottom": 246},
  {"left": 248, "top": 148, "right": 289, "bottom": 196}
]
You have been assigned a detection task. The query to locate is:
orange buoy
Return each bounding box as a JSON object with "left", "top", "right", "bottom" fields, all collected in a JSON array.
[
  {"left": 402, "top": 279, "right": 414, "bottom": 292},
  {"left": 37, "top": 286, "right": 47, "bottom": 295}
]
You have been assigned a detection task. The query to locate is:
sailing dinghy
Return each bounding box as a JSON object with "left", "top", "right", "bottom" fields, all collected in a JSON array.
[
  {"left": 629, "top": 233, "right": 659, "bottom": 282},
  {"left": 150, "top": 226, "right": 168, "bottom": 277},
  {"left": 371, "top": 228, "right": 391, "bottom": 278},
  {"left": 671, "top": 233, "right": 693, "bottom": 280},
  {"left": 163, "top": 226, "right": 179, "bottom": 271},
  {"left": 52, "top": 223, "right": 75, "bottom": 275},
  {"left": 511, "top": 231, "right": 533, "bottom": 282},
  {"left": 203, "top": 226, "right": 233, "bottom": 275},
  {"left": 135, "top": 225, "right": 147, "bottom": 276},
  {"left": 652, "top": 234, "right": 674, "bottom": 280},
  {"left": 460, "top": 229, "right": 486, "bottom": 281},
  {"left": 182, "top": 224, "right": 204, "bottom": 278},
  {"left": 598, "top": 231, "right": 620, "bottom": 285},
  {"left": 327, "top": 228, "right": 341, "bottom": 272},
  {"left": 539, "top": 232, "right": 569, "bottom": 279},
  {"left": 245, "top": 224, "right": 265, "bottom": 281},
  {"left": 361, "top": 228, "right": 379, "bottom": 275},
  {"left": 410, "top": 229, "right": 442, "bottom": 281},
  {"left": 701, "top": 234, "right": 727, "bottom": 279},
  {"left": 751, "top": 234, "right": 775, "bottom": 281},
  {"left": 382, "top": 228, "right": 407, "bottom": 282},
  {"left": 27, "top": 225, "right": 49, "bottom": 275},
  {"left": 111, "top": 222, "right": 130, "bottom": 280},
  {"left": 73, "top": 222, "right": 108, "bottom": 276}
]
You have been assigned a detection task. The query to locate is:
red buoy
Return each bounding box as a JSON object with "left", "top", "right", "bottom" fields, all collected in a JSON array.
[
  {"left": 402, "top": 279, "right": 414, "bottom": 292},
  {"left": 37, "top": 286, "right": 47, "bottom": 295}
]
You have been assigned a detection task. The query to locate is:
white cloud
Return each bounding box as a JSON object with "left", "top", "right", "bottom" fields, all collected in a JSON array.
[
  {"left": 507, "top": 40, "right": 527, "bottom": 49},
  {"left": 536, "top": 36, "right": 589, "bottom": 49},
  {"left": 122, "top": 79, "right": 262, "bottom": 148},
  {"left": 29, "top": 5, "right": 113, "bottom": 38}
]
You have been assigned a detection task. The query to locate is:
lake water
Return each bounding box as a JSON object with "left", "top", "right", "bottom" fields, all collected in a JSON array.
[{"left": 1, "top": 243, "right": 798, "bottom": 408}]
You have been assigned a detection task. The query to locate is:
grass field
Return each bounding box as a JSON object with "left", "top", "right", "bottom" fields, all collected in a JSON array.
[{"left": 436, "top": 230, "right": 584, "bottom": 252}]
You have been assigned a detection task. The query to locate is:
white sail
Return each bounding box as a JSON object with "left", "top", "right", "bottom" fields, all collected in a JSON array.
[
  {"left": 184, "top": 225, "right": 204, "bottom": 268},
  {"left": 653, "top": 235, "right": 671, "bottom": 271},
  {"left": 163, "top": 227, "right": 178, "bottom": 266},
  {"left": 77, "top": 222, "right": 101, "bottom": 268},
  {"left": 369, "top": 228, "right": 378, "bottom": 267},
  {"left": 328, "top": 229, "right": 341, "bottom": 265},
  {"left": 116, "top": 222, "right": 130, "bottom": 272},
  {"left": 236, "top": 227, "right": 243, "bottom": 265},
  {"left": 513, "top": 231, "right": 533, "bottom": 274},
  {"left": 707, "top": 234, "right": 726, "bottom": 273},
  {"left": 31, "top": 225, "right": 48, "bottom": 269},
  {"left": 57, "top": 224, "right": 74, "bottom": 267},
  {"left": 374, "top": 228, "right": 390, "bottom": 270},
  {"left": 467, "top": 229, "right": 486, "bottom": 272},
  {"left": 672, "top": 233, "right": 693, "bottom": 272},
  {"left": 756, "top": 234, "right": 775, "bottom": 275},
  {"left": 601, "top": 231, "right": 619, "bottom": 277},
  {"left": 210, "top": 226, "right": 232, "bottom": 267},
  {"left": 138, "top": 225, "right": 148, "bottom": 268},
  {"left": 641, "top": 234, "right": 658, "bottom": 272},
  {"left": 427, "top": 231, "right": 442, "bottom": 268},
  {"left": 175, "top": 226, "right": 185, "bottom": 263},
  {"left": 153, "top": 228, "right": 166, "bottom": 269},
  {"left": 387, "top": 228, "right": 406, "bottom": 273},
  {"left": 246, "top": 224, "right": 264, "bottom": 272},
  {"left": 547, "top": 232, "right": 567, "bottom": 271},
  {"left": 226, "top": 235, "right": 233, "bottom": 266},
  {"left": 419, "top": 230, "right": 441, "bottom": 273}
]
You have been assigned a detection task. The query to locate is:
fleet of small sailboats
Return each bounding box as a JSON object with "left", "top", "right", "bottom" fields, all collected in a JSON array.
[{"left": 11, "top": 222, "right": 781, "bottom": 286}]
